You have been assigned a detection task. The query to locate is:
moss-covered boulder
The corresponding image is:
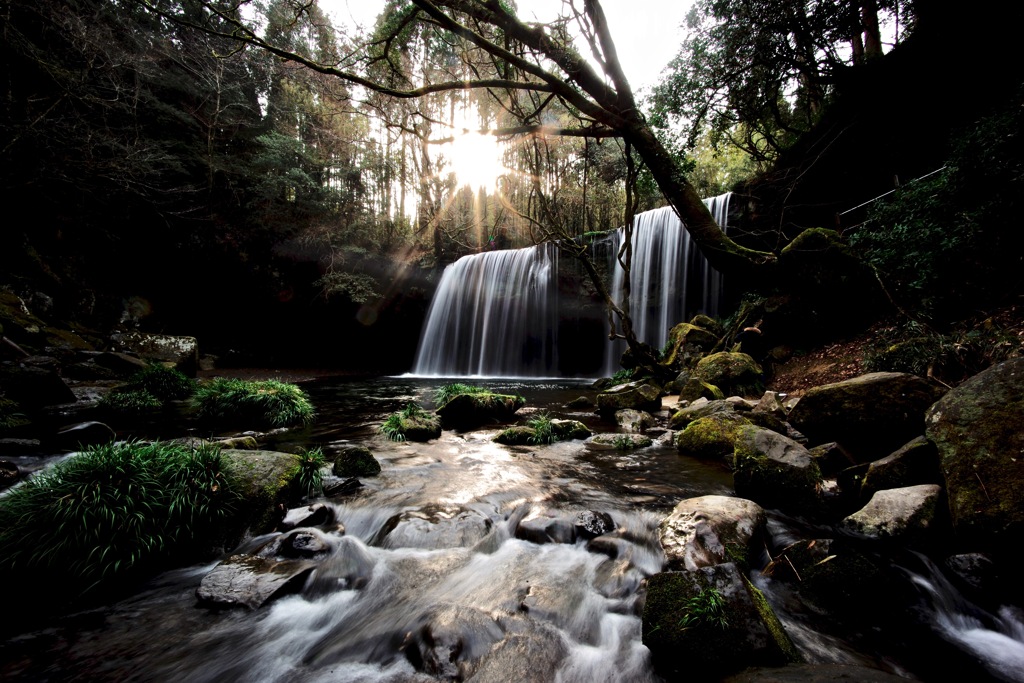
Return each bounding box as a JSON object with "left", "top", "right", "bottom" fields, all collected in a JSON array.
[
  {"left": 642, "top": 564, "right": 797, "bottom": 680},
  {"left": 551, "top": 419, "right": 591, "bottom": 440},
  {"left": 587, "top": 432, "right": 653, "bottom": 449},
  {"left": 660, "top": 495, "right": 767, "bottom": 571},
  {"left": 400, "top": 412, "right": 443, "bottom": 442},
  {"left": 494, "top": 425, "right": 535, "bottom": 445},
  {"left": 677, "top": 376, "right": 725, "bottom": 402},
  {"left": 675, "top": 413, "right": 752, "bottom": 462},
  {"left": 788, "top": 372, "right": 946, "bottom": 461},
  {"left": 332, "top": 445, "right": 381, "bottom": 477},
  {"left": 662, "top": 322, "right": 720, "bottom": 371},
  {"left": 925, "top": 358, "right": 1024, "bottom": 550},
  {"left": 436, "top": 392, "right": 525, "bottom": 430},
  {"left": 733, "top": 426, "right": 824, "bottom": 518},
  {"left": 689, "top": 314, "right": 725, "bottom": 337},
  {"left": 694, "top": 352, "right": 764, "bottom": 398},
  {"left": 595, "top": 380, "right": 661, "bottom": 416},
  {"left": 669, "top": 399, "right": 737, "bottom": 430},
  {"left": 220, "top": 449, "right": 303, "bottom": 543}
]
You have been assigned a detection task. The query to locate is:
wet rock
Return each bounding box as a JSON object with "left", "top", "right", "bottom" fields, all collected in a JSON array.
[
  {"left": 0, "top": 438, "right": 41, "bottom": 456},
  {"left": 565, "top": 396, "right": 594, "bottom": 409},
  {"left": 196, "top": 553, "right": 316, "bottom": 609},
  {"left": 269, "top": 528, "right": 337, "bottom": 559},
  {"left": 215, "top": 435, "right": 259, "bottom": 450},
  {"left": 574, "top": 510, "right": 615, "bottom": 539},
  {"left": 761, "top": 538, "right": 835, "bottom": 583},
  {"left": 515, "top": 510, "right": 576, "bottom": 544},
  {"left": 400, "top": 412, "right": 443, "bottom": 441},
  {"left": 436, "top": 392, "right": 525, "bottom": 430},
  {"left": 660, "top": 495, "right": 767, "bottom": 571},
  {"left": 944, "top": 553, "right": 999, "bottom": 597},
  {"left": 219, "top": 449, "right": 303, "bottom": 541},
  {"left": 304, "top": 536, "right": 376, "bottom": 595},
  {"left": 587, "top": 433, "right": 652, "bottom": 449},
  {"left": 733, "top": 426, "right": 824, "bottom": 518},
  {"left": 614, "top": 408, "right": 654, "bottom": 433},
  {"left": 324, "top": 477, "right": 362, "bottom": 497},
  {"left": 839, "top": 484, "right": 945, "bottom": 545},
  {"left": 494, "top": 425, "right": 535, "bottom": 445},
  {"left": 693, "top": 352, "right": 764, "bottom": 399},
  {"left": 332, "top": 445, "right": 381, "bottom": 477},
  {"left": 401, "top": 605, "right": 504, "bottom": 679},
  {"left": 469, "top": 626, "right": 567, "bottom": 683},
  {"left": 595, "top": 380, "right": 661, "bottom": 416},
  {"left": 787, "top": 372, "right": 945, "bottom": 461},
  {"left": 279, "top": 503, "right": 335, "bottom": 531},
  {"left": 50, "top": 421, "right": 116, "bottom": 450},
  {"left": 925, "top": 358, "right": 1024, "bottom": 550},
  {"left": 382, "top": 505, "right": 494, "bottom": 550}
]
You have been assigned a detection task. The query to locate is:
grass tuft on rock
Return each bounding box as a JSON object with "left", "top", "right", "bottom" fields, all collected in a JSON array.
[{"left": 192, "top": 378, "right": 315, "bottom": 429}]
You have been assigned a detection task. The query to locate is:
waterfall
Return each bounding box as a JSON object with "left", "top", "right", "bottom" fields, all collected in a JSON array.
[
  {"left": 601, "top": 192, "right": 731, "bottom": 376},
  {"left": 410, "top": 193, "right": 730, "bottom": 378},
  {"left": 410, "top": 242, "right": 559, "bottom": 377}
]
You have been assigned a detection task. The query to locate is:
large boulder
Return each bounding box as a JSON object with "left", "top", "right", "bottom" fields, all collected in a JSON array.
[
  {"left": 109, "top": 331, "right": 199, "bottom": 376},
  {"left": 732, "top": 426, "right": 824, "bottom": 518},
  {"left": 661, "top": 322, "right": 720, "bottom": 371},
  {"left": 219, "top": 449, "right": 303, "bottom": 543},
  {"left": 859, "top": 436, "right": 942, "bottom": 502},
  {"left": 839, "top": 484, "right": 945, "bottom": 546},
  {"left": 693, "top": 352, "right": 764, "bottom": 398},
  {"left": 925, "top": 358, "right": 1024, "bottom": 550},
  {"left": 436, "top": 392, "right": 525, "bottom": 430},
  {"left": 660, "top": 496, "right": 767, "bottom": 571},
  {"left": 675, "top": 413, "right": 752, "bottom": 462},
  {"left": 595, "top": 380, "right": 661, "bottom": 416},
  {"left": 788, "top": 372, "right": 946, "bottom": 461},
  {"left": 643, "top": 564, "right": 797, "bottom": 680}
]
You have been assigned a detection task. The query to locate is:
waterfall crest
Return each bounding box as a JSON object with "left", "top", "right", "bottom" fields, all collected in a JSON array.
[{"left": 410, "top": 242, "right": 559, "bottom": 378}]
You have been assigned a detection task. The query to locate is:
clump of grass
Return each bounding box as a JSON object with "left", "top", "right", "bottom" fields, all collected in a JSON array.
[
  {"left": 527, "top": 412, "right": 556, "bottom": 445},
  {"left": 297, "top": 447, "right": 326, "bottom": 497},
  {"left": 192, "top": 378, "right": 315, "bottom": 429},
  {"left": 434, "top": 383, "right": 485, "bottom": 406},
  {"left": 99, "top": 388, "right": 162, "bottom": 415},
  {"left": 609, "top": 368, "right": 634, "bottom": 385},
  {"left": 0, "top": 441, "right": 232, "bottom": 596},
  {"left": 678, "top": 587, "right": 729, "bottom": 631},
  {"left": 379, "top": 402, "right": 429, "bottom": 442},
  {"left": 127, "top": 364, "right": 196, "bottom": 401}
]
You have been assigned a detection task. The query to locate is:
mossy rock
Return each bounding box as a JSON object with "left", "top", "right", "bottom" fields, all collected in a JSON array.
[
  {"left": 436, "top": 392, "right": 525, "bottom": 430},
  {"left": 642, "top": 564, "right": 795, "bottom": 680},
  {"left": 925, "top": 358, "right": 1024, "bottom": 551},
  {"left": 662, "top": 323, "right": 720, "bottom": 370},
  {"left": 332, "top": 445, "right": 381, "bottom": 477},
  {"left": 494, "top": 426, "right": 535, "bottom": 445},
  {"left": 732, "top": 426, "right": 824, "bottom": 519},
  {"left": 675, "top": 413, "right": 752, "bottom": 462},
  {"left": 551, "top": 419, "right": 591, "bottom": 440},
  {"left": 678, "top": 377, "right": 725, "bottom": 403},
  {"left": 400, "top": 413, "right": 442, "bottom": 442},
  {"left": 669, "top": 399, "right": 738, "bottom": 430},
  {"left": 694, "top": 352, "right": 764, "bottom": 398},
  {"left": 219, "top": 449, "right": 303, "bottom": 546},
  {"left": 588, "top": 433, "right": 653, "bottom": 449},
  {"left": 689, "top": 314, "right": 725, "bottom": 337},
  {"left": 595, "top": 381, "right": 661, "bottom": 416}
]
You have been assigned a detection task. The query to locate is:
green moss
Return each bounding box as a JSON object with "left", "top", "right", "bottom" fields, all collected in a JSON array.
[
  {"left": 675, "top": 414, "right": 750, "bottom": 461},
  {"left": 742, "top": 574, "right": 802, "bottom": 663}
]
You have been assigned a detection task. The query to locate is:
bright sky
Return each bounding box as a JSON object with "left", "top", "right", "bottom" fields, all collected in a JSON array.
[{"left": 325, "top": 0, "right": 693, "bottom": 92}]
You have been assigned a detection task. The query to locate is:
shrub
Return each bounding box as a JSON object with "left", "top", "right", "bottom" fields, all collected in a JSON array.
[
  {"left": 0, "top": 441, "right": 232, "bottom": 596},
  {"left": 192, "top": 378, "right": 315, "bottom": 429}
]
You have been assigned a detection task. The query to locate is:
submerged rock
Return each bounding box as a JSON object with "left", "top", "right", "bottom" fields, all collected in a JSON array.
[
  {"left": 196, "top": 553, "right": 317, "bottom": 609},
  {"left": 332, "top": 445, "right": 381, "bottom": 477}
]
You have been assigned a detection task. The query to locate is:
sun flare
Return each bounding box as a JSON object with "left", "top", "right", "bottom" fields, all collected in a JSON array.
[{"left": 447, "top": 131, "right": 507, "bottom": 191}]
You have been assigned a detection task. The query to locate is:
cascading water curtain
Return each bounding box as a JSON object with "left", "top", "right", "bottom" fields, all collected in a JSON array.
[
  {"left": 410, "top": 242, "right": 559, "bottom": 377},
  {"left": 601, "top": 193, "right": 731, "bottom": 376}
]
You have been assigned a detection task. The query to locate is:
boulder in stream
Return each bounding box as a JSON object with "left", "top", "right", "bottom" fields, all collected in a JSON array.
[{"left": 660, "top": 495, "right": 767, "bottom": 571}]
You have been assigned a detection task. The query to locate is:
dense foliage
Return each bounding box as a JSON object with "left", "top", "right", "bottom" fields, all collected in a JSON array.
[
  {"left": 0, "top": 441, "right": 231, "bottom": 595},
  {"left": 849, "top": 98, "right": 1024, "bottom": 322}
]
